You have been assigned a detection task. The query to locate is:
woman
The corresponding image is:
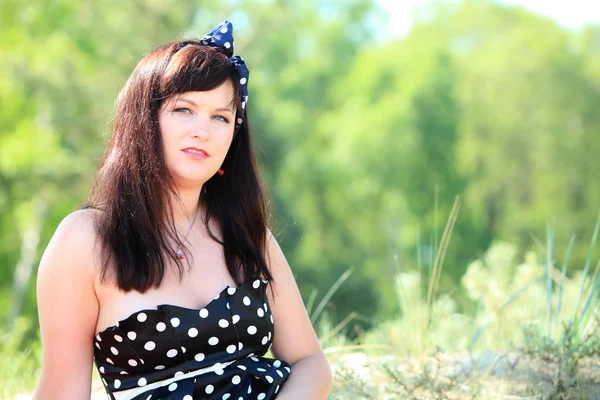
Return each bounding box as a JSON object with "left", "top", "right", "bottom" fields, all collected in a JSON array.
[{"left": 33, "top": 21, "right": 332, "bottom": 400}]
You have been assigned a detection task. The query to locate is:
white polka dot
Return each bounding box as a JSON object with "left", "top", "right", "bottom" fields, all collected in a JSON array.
[
  {"left": 257, "top": 368, "right": 266, "bottom": 372},
  {"left": 276, "top": 385, "right": 280, "bottom": 393},
  {"left": 270, "top": 315, "right": 274, "bottom": 324},
  {"left": 253, "top": 279, "right": 260, "bottom": 289},
  {"left": 251, "top": 356, "right": 259, "bottom": 362},
  {"left": 168, "top": 382, "right": 177, "bottom": 391},
  {"left": 227, "top": 287, "right": 236, "bottom": 295},
  {"left": 276, "top": 370, "right": 284, "bottom": 377},
  {"left": 138, "top": 377, "right": 147, "bottom": 386},
  {"left": 243, "top": 296, "right": 251, "bottom": 306},
  {"left": 171, "top": 317, "right": 180, "bottom": 327},
  {"left": 240, "top": 77, "right": 247, "bottom": 85},
  {"left": 258, "top": 394, "right": 266, "bottom": 400},
  {"left": 213, "top": 293, "right": 220, "bottom": 300},
  {"left": 96, "top": 334, "right": 102, "bottom": 342},
  {"left": 222, "top": 394, "right": 231, "bottom": 400},
  {"left": 226, "top": 302, "right": 230, "bottom": 309},
  {"left": 195, "top": 353, "right": 205, "bottom": 362},
  {"left": 247, "top": 325, "right": 257, "bottom": 335},
  {"left": 224, "top": 42, "right": 231, "bottom": 49},
  {"left": 114, "top": 379, "right": 121, "bottom": 389},
  {"left": 284, "top": 366, "right": 291, "bottom": 373},
  {"left": 266, "top": 375, "right": 273, "bottom": 383},
  {"left": 232, "top": 315, "right": 240, "bottom": 324},
  {"left": 199, "top": 308, "right": 209, "bottom": 318},
  {"left": 242, "top": 102, "right": 246, "bottom": 110},
  {"left": 182, "top": 346, "right": 186, "bottom": 353},
  {"left": 268, "top": 332, "right": 272, "bottom": 340},
  {"left": 95, "top": 342, "right": 101, "bottom": 349},
  {"left": 264, "top": 303, "right": 268, "bottom": 312},
  {"left": 128, "top": 359, "right": 138, "bottom": 367},
  {"left": 238, "top": 117, "right": 243, "bottom": 124},
  {"left": 110, "top": 347, "right": 119, "bottom": 355},
  {"left": 146, "top": 395, "right": 152, "bottom": 400},
  {"left": 218, "top": 319, "right": 229, "bottom": 328},
  {"left": 257, "top": 308, "right": 264, "bottom": 317},
  {"left": 120, "top": 371, "right": 128, "bottom": 374},
  {"left": 127, "top": 331, "right": 137, "bottom": 340},
  {"left": 184, "top": 396, "right": 193, "bottom": 400},
  {"left": 99, "top": 366, "right": 105, "bottom": 373},
  {"left": 232, "top": 375, "right": 241, "bottom": 385},
  {"left": 206, "top": 385, "right": 214, "bottom": 394},
  {"left": 220, "top": 27, "right": 228, "bottom": 33},
  {"left": 208, "top": 337, "right": 219, "bottom": 346},
  {"left": 175, "top": 371, "right": 184, "bottom": 377},
  {"left": 144, "top": 341, "right": 156, "bottom": 351},
  {"left": 261, "top": 336, "right": 268, "bottom": 345},
  {"left": 114, "top": 335, "right": 123, "bottom": 342},
  {"left": 155, "top": 365, "right": 165, "bottom": 370},
  {"left": 137, "top": 313, "right": 147, "bottom": 322},
  {"left": 215, "top": 365, "right": 225, "bottom": 375},
  {"left": 238, "top": 342, "right": 243, "bottom": 350},
  {"left": 237, "top": 365, "right": 246, "bottom": 370},
  {"left": 188, "top": 327, "right": 198, "bottom": 337},
  {"left": 248, "top": 385, "right": 252, "bottom": 394},
  {"left": 273, "top": 360, "right": 281, "bottom": 368},
  {"left": 106, "top": 358, "right": 114, "bottom": 364},
  {"left": 227, "top": 344, "right": 237, "bottom": 354},
  {"left": 156, "top": 322, "right": 166, "bottom": 332},
  {"left": 167, "top": 349, "right": 178, "bottom": 358}
]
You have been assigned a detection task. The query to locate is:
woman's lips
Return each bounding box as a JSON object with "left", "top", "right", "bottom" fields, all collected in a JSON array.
[{"left": 182, "top": 147, "right": 210, "bottom": 160}]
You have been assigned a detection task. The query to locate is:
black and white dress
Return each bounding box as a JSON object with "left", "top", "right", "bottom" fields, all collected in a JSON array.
[{"left": 93, "top": 279, "right": 291, "bottom": 399}]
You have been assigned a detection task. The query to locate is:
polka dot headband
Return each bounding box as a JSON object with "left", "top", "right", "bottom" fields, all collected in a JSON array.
[{"left": 178, "top": 21, "right": 249, "bottom": 130}]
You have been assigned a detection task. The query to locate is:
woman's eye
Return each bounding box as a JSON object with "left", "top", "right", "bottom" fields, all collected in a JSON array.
[
  {"left": 214, "top": 115, "right": 230, "bottom": 123},
  {"left": 173, "top": 107, "right": 192, "bottom": 114}
]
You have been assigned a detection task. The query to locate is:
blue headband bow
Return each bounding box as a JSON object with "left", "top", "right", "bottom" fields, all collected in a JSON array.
[{"left": 179, "top": 21, "right": 249, "bottom": 129}]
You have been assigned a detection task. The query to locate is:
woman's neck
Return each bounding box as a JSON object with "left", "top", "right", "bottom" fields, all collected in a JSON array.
[{"left": 171, "top": 185, "right": 203, "bottom": 223}]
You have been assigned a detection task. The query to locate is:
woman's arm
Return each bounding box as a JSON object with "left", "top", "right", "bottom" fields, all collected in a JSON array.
[
  {"left": 33, "top": 210, "right": 100, "bottom": 400},
  {"left": 265, "top": 229, "right": 333, "bottom": 400}
]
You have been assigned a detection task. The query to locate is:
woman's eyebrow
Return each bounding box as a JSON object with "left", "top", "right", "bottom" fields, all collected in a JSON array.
[
  {"left": 177, "top": 97, "right": 197, "bottom": 106},
  {"left": 216, "top": 106, "right": 234, "bottom": 113}
]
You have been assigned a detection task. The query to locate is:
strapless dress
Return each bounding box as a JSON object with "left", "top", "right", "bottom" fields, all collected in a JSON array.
[{"left": 93, "top": 278, "right": 291, "bottom": 399}]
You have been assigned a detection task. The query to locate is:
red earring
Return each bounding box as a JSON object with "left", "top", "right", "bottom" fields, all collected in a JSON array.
[{"left": 217, "top": 169, "right": 224, "bottom": 176}]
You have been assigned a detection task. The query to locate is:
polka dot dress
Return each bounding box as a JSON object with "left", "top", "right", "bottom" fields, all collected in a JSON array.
[{"left": 94, "top": 279, "right": 290, "bottom": 399}]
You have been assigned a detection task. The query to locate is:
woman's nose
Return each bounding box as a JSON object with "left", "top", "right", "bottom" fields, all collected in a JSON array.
[{"left": 190, "top": 115, "right": 210, "bottom": 140}]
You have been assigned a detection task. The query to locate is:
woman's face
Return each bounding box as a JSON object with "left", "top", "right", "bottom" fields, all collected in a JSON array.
[{"left": 158, "top": 80, "right": 236, "bottom": 189}]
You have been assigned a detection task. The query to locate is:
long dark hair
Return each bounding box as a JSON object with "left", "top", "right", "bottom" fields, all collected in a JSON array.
[{"left": 85, "top": 40, "right": 273, "bottom": 292}]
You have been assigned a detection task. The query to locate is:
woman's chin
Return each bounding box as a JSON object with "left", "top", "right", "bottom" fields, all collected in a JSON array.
[{"left": 172, "top": 173, "right": 211, "bottom": 189}]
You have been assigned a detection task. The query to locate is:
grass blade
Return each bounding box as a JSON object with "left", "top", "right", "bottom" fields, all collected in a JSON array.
[
  {"left": 556, "top": 234, "right": 575, "bottom": 333},
  {"left": 545, "top": 220, "right": 554, "bottom": 335},
  {"left": 310, "top": 268, "right": 353, "bottom": 324},
  {"left": 575, "top": 211, "right": 600, "bottom": 314}
]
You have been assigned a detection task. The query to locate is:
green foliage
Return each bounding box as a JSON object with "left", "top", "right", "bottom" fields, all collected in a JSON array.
[
  {"left": 2, "top": 1, "right": 600, "bottom": 396},
  {"left": 520, "top": 317, "right": 600, "bottom": 398},
  {"left": 0, "top": 317, "right": 42, "bottom": 398}
]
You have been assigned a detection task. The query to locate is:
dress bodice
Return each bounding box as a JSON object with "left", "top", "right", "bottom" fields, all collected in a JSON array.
[{"left": 93, "top": 279, "right": 290, "bottom": 399}]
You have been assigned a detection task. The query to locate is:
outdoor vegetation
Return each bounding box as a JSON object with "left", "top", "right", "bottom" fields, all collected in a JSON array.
[{"left": 1, "top": 0, "right": 599, "bottom": 398}]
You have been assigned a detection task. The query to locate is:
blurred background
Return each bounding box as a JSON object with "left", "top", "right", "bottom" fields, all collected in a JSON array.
[{"left": 1, "top": 0, "right": 599, "bottom": 397}]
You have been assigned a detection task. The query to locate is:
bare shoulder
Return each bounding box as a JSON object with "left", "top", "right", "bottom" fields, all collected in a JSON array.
[{"left": 42, "top": 208, "right": 102, "bottom": 269}]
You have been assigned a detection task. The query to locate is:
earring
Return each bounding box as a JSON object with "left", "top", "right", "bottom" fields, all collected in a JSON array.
[{"left": 217, "top": 169, "right": 224, "bottom": 176}]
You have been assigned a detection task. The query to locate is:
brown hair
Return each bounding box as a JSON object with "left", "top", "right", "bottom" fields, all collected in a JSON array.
[{"left": 85, "top": 40, "right": 273, "bottom": 291}]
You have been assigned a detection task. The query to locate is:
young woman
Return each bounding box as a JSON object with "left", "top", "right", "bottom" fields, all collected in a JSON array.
[{"left": 33, "top": 21, "right": 332, "bottom": 400}]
